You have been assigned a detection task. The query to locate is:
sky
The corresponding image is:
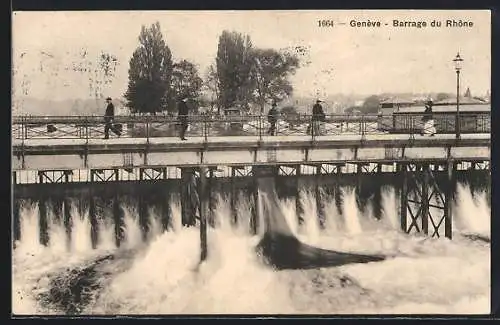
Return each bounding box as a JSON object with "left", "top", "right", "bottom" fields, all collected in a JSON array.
[{"left": 12, "top": 10, "right": 491, "bottom": 101}]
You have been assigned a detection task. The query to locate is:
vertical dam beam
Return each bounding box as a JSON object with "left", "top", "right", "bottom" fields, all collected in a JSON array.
[
  {"left": 315, "top": 164, "right": 325, "bottom": 229},
  {"left": 113, "top": 195, "right": 124, "bottom": 247},
  {"left": 13, "top": 198, "right": 21, "bottom": 243},
  {"left": 155, "top": 190, "right": 170, "bottom": 232},
  {"left": 334, "top": 168, "right": 343, "bottom": 217},
  {"left": 295, "top": 165, "right": 304, "bottom": 226},
  {"left": 199, "top": 166, "right": 208, "bottom": 262},
  {"left": 180, "top": 167, "right": 198, "bottom": 227},
  {"left": 63, "top": 197, "right": 72, "bottom": 249},
  {"left": 230, "top": 167, "right": 238, "bottom": 226},
  {"left": 89, "top": 192, "right": 98, "bottom": 249},
  {"left": 53, "top": 196, "right": 63, "bottom": 224},
  {"left": 138, "top": 194, "right": 149, "bottom": 242},
  {"left": 486, "top": 166, "right": 491, "bottom": 207},
  {"left": 372, "top": 163, "right": 383, "bottom": 220},
  {"left": 38, "top": 197, "right": 49, "bottom": 246}
]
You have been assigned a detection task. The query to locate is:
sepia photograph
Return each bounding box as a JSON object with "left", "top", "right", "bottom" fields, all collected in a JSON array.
[{"left": 11, "top": 10, "right": 491, "bottom": 315}]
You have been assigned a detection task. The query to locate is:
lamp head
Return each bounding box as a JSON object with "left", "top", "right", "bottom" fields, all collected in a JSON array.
[{"left": 453, "top": 52, "right": 464, "bottom": 71}]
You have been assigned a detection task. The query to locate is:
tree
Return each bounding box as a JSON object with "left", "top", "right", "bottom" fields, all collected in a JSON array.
[
  {"left": 204, "top": 64, "right": 220, "bottom": 114},
  {"left": 436, "top": 92, "right": 452, "bottom": 102},
  {"left": 280, "top": 105, "right": 300, "bottom": 125},
  {"left": 250, "top": 48, "right": 300, "bottom": 113},
  {"left": 216, "top": 30, "right": 254, "bottom": 111},
  {"left": 125, "top": 22, "right": 173, "bottom": 114},
  {"left": 464, "top": 87, "right": 471, "bottom": 98},
  {"left": 171, "top": 60, "right": 203, "bottom": 104},
  {"left": 360, "top": 95, "right": 381, "bottom": 113}
]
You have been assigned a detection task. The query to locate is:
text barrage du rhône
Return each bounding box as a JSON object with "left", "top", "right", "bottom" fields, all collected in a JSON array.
[{"left": 348, "top": 19, "right": 474, "bottom": 28}]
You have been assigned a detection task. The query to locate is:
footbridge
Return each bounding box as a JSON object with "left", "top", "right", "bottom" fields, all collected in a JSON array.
[{"left": 11, "top": 113, "right": 491, "bottom": 256}]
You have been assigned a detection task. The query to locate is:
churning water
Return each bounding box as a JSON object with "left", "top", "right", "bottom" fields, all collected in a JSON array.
[{"left": 12, "top": 183, "right": 490, "bottom": 315}]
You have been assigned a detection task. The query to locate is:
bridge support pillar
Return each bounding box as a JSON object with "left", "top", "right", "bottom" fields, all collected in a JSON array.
[
  {"left": 398, "top": 163, "right": 408, "bottom": 233},
  {"left": 38, "top": 197, "right": 49, "bottom": 246},
  {"left": 199, "top": 166, "right": 208, "bottom": 262},
  {"left": 180, "top": 168, "right": 197, "bottom": 227},
  {"left": 295, "top": 165, "right": 304, "bottom": 226},
  {"left": 401, "top": 162, "right": 453, "bottom": 239},
  {"left": 421, "top": 165, "right": 430, "bottom": 235},
  {"left": 444, "top": 161, "right": 456, "bottom": 239},
  {"left": 315, "top": 164, "right": 325, "bottom": 229},
  {"left": 113, "top": 195, "right": 124, "bottom": 247}
]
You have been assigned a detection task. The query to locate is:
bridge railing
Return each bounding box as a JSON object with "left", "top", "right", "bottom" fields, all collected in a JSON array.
[{"left": 11, "top": 112, "right": 490, "bottom": 141}]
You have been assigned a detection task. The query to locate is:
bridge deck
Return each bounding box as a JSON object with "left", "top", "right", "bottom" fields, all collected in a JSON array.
[
  {"left": 13, "top": 133, "right": 491, "bottom": 149},
  {"left": 12, "top": 133, "right": 490, "bottom": 171}
]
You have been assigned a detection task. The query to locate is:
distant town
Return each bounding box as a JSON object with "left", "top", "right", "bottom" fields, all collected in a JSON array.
[{"left": 12, "top": 87, "right": 491, "bottom": 118}]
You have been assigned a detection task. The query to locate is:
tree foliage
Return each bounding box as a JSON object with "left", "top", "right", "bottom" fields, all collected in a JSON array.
[
  {"left": 171, "top": 60, "right": 203, "bottom": 102},
  {"left": 125, "top": 22, "right": 173, "bottom": 114},
  {"left": 250, "top": 48, "right": 300, "bottom": 112},
  {"left": 214, "top": 30, "right": 301, "bottom": 114},
  {"left": 204, "top": 64, "right": 220, "bottom": 113},
  {"left": 280, "top": 105, "right": 300, "bottom": 125},
  {"left": 216, "top": 31, "right": 254, "bottom": 110}
]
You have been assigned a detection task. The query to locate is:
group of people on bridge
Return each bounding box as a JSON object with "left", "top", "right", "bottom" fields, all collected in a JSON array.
[
  {"left": 101, "top": 96, "right": 435, "bottom": 140},
  {"left": 266, "top": 99, "right": 326, "bottom": 136}
]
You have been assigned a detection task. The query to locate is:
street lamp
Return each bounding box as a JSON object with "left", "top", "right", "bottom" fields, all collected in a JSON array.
[{"left": 453, "top": 52, "right": 464, "bottom": 139}]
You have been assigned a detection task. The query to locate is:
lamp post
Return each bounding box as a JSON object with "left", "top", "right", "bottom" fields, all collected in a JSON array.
[{"left": 453, "top": 52, "right": 464, "bottom": 139}]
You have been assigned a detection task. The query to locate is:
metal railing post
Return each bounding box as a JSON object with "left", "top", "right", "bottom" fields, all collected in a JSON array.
[
  {"left": 360, "top": 114, "right": 365, "bottom": 141},
  {"left": 85, "top": 117, "right": 89, "bottom": 144},
  {"left": 23, "top": 115, "right": 27, "bottom": 141},
  {"left": 409, "top": 114, "right": 415, "bottom": 141},
  {"left": 258, "top": 115, "right": 263, "bottom": 141},
  {"left": 204, "top": 116, "right": 208, "bottom": 142}
]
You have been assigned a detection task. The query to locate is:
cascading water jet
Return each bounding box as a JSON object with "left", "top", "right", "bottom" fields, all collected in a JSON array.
[{"left": 254, "top": 178, "right": 387, "bottom": 270}]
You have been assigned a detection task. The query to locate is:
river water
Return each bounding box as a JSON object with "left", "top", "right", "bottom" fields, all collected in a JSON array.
[{"left": 12, "top": 182, "right": 490, "bottom": 315}]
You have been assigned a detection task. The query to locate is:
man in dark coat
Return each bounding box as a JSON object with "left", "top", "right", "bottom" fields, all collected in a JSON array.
[
  {"left": 421, "top": 99, "right": 436, "bottom": 136},
  {"left": 177, "top": 97, "right": 189, "bottom": 140},
  {"left": 103, "top": 97, "right": 121, "bottom": 139},
  {"left": 267, "top": 101, "right": 279, "bottom": 136},
  {"left": 311, "top": 99, "right": 326, "bottom": 136}
]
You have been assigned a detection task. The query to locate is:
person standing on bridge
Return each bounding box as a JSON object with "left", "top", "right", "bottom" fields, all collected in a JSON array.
[
  {"left": 267, "top": 101, "right": 279, "bottom": 136},
  {"left": 421, "top": 99, "right": 436, "bottom": 137},
  {"left": 103, "top": 97, "right": 121, "bottom": 139},
  {"left": 177, "top": 97, "right": 189, "bottom": 141},
  {"left": 311, "top": 99, "right": 326, "bottom": 136}
]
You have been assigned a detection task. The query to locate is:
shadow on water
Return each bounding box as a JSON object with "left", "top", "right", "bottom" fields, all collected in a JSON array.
[
  {"left": 255, "top": 178, "right": 387, "bottom": 270},
  {"left": 461, "top": 233, "right": 490, "bottom": 244},
  {"left": 36, "top": 250, "right": 137, "bottom": 315}
]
